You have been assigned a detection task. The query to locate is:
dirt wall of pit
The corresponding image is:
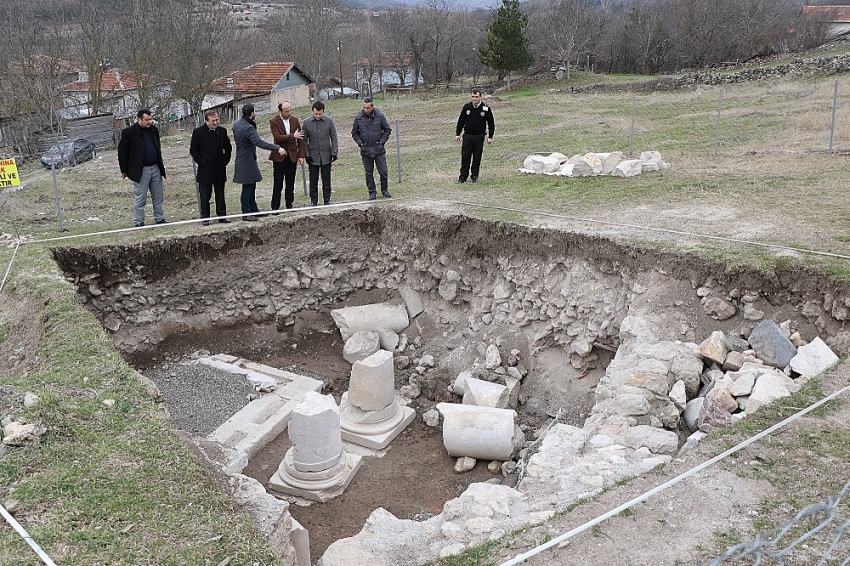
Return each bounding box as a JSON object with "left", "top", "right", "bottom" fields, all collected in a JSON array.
[{"left": 51, "top": 208, "right": 850, "bottom": 364}]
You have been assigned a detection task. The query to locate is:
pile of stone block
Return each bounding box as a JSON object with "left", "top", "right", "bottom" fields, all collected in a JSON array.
[{"left": 519, "top": 150, "right": 670, "bottom": 178}]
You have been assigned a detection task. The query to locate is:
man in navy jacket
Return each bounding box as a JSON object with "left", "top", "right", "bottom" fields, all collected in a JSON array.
[{"left": 351, "top": 97, "right": 392, "bottom": 200}]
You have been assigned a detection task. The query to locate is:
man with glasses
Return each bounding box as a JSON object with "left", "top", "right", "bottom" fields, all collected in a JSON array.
[
  {"left": 269, "top": 101, "right": 305, "bottom": 210},
  {"left": 190, "top": 111, "right": 232, "bottom": 225},
  {"left": 351, "top": 96, "right": 392, "bottom": 200}
]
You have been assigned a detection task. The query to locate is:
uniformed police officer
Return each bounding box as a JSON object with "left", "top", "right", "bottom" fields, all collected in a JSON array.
[{"left": 454, "top": 87, "right": 495, "bottom": 183}]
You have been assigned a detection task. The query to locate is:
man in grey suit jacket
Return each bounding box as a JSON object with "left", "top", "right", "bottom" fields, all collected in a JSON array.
[
  {"left": 232, "top": 103, "right": 284, "bottom": 221},
  {"left": 301, "top": 101, "right": 338, "bottom": 206}
]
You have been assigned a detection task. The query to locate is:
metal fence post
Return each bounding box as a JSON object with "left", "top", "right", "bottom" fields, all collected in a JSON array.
[
  {"left": 830, "top": 79, "right": 839, "bottom": 155},
  {"left": 539, "top": 102, "right": 545, "bottom": 153},
  {"left": 395, "top": 118, "right": 402, "bottom": 183},
  {"left": 629, "top": 95, "right": 635, "bottom": 157},
  {"left": 714, "top": 88, "right": 723, "bottom": 157},
  {"left": 301, "top": 162, "right": 308, "bottom": 196},
  {"left": 50, "top": 163, "right": 65, "bottom": 232}
]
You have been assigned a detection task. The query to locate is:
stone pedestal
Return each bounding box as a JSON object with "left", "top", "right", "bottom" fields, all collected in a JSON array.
[
  {"left": 340, "top": 350, "right": 414, "bottom": 450},
  {"left": 269, "top": 392, "right": 361, "bottom": 502}
]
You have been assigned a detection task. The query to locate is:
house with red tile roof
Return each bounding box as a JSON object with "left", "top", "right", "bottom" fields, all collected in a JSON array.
[
  {"left": 209, "top": 62, "right": 313, "bottom": 111},
  {"left": 802, "top": 6, "right": 850, "bottom": 38}
]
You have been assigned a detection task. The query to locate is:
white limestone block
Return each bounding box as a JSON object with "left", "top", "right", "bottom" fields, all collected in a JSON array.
[
  {"left": 437, "top": 403, "right": 521, "bottom": 461},
  {"left": 611, "top": 159, "right": 644, "bottom": 177},
  {"left": 462, "top": 378, "right": 509, "bottom": 408},
  {"left": 288, "top": 392, "right": 343, "bottom": 473},
  {"left": 349, "top": 349, "right": 396, "bottom": 411},
  {"left": 485, "top": 344, "right": 502, "bottom": 369},
  {"left": 331, "top": 303, "right": 409, "bottom": 340},
  {"left": 399, "top": 286, "right": 424, "bottom": 319},
  {"left": 453, "top": 370, "right": 473, "bottom": 395},
  {"left": 343, "top": 331, "right": 381, "bottom": 364},
  {"left": 669, "top": 379, "right": 686, "bottom": 412},
  {"left": 597, "top": 151, "right": 624, "bottom": 175},
  {"left": 789, "top": 337, "right": 838, "bottom": 378},
  {"left": 375, "top": 327, "right": 400, "bottom": 351}
]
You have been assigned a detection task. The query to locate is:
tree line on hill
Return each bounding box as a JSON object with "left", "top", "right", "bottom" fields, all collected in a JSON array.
[{"left": 0, "top": 0, "right": 833, "bottom": 146}]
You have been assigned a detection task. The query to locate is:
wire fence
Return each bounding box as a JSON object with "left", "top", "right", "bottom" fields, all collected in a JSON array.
[
  {"left": 706, "top": 478, "right": 850, "bottom": 565},
  {"left": 347, "top": 76, "right": 850, "bottom": 184}
]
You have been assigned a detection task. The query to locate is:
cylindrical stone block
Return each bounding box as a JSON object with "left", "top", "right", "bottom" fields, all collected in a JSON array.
[
  {"left": 288, "top": 391, "right": 343, "bottom": 472},
  {"left": 348, "top": 349, "right": 395, "bottom": 411},
  {"left": 436, "top": 403, "right": 518, "bottom": 461},
  {"left": 331, "top": 303, "right": 409, "bottom": 340}
]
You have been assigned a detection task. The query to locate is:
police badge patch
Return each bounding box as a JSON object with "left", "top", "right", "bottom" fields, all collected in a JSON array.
[{"left": 466, "top": 110, "right": 470, "bottom": 115}]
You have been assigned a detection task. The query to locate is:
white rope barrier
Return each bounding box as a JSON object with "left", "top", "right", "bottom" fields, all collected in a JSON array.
[
  {"left": 0, "top": 240, "right": 20, "bottom": 295},
  {"left": 0, "top": 502, "right": 57, "bottom": 566}
]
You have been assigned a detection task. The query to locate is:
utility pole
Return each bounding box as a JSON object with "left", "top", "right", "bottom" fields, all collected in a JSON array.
[{"left": 338, "top": 40, "right": 344, "bottom": 99}]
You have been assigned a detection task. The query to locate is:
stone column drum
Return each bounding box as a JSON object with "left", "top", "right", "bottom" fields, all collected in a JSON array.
[
  {"left": 436, "top": 403, "right": 524, "bottom": 461},
  {"left": 339, "top": 349, "right": 415, "bottom": 450},
  {"left": 269, "top": 391, "right": 361, "bottom": 502}
]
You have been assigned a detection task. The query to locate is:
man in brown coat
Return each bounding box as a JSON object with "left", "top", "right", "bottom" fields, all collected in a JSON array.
[{"left": 269, "top": 101, "right": 306, "bottom": 210}]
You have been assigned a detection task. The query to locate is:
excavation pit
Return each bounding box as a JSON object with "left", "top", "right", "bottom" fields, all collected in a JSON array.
[{"left": 52, "top": 206, "right": 850, "bottom": 565}]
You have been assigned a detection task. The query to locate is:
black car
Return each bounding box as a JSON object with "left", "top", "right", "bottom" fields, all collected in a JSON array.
[{"left": 41, "top": 138, "right": 96, "bottom": 168}]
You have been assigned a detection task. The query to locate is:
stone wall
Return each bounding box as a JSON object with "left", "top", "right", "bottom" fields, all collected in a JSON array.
[{"left": 51, "top": 208, "right": 850, "bottom": 362}]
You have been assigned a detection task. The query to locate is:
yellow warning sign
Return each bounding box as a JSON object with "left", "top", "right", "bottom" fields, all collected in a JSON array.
[{"left": 0, "top": 158, "right": 20, "bottom": 187}]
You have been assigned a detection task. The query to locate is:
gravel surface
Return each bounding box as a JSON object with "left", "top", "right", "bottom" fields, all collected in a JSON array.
[{"left": 145, "top": 363, "right": 254, "bottom": 437}]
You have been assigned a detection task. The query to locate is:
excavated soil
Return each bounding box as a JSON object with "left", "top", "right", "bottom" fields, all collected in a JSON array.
[{"left": 50, "top": 206, "right": 850, "bottom": 563}]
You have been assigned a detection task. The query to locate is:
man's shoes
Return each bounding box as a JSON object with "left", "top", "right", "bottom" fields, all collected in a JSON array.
[
  {"left": 382, "top": 191, "right": 392, "bottom": 198},
  {"left": 456, "top": 179, "right": 466, "bottom": 184},
  {"left": 471, "top": 177, "right": 478, "bottom": 183},
  {"left": 285, "top": 204, "right": 293, "bottom": 209},
  {"left": 218, "top": 218, "right": 231, "bottom": 224},
  {"left": 155, "top": 219, "right": 168, "bottom": 224},
  {"left": 368, "top": 194, "right": 377, "bottom": 201},
  {"left": 244, "top": 215, "right": 258, "bottom": 221},
  {"left": 134, "top": 222, "right": 145, "bottom": 227},
  {"left": 323, "top": 201, "right": 330, "bottom": 205},
  {"left": 311, "top": 202, "right": 318, "bottom": 206},
  {"left": 201, "top": 220, "right": 210, "bottom": 226}
]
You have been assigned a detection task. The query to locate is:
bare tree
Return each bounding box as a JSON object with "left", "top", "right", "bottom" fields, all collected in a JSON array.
[
  {"left": 75, "top": 0, "right": 117, "bottom": 117},
  {"left": 622, "top": 0, "right": 672, "bottom": 73},
  {"left": 112, "top": 0, "right": 180, "bottom": 116},
  {"left": 0, "top": 0, "right": 71, "bottom": 145},
  {"left": 415, "top": 0, "right": 456, "bottom": 88},
  {"left": 530, "top": 0, "right": 606, "bottom": 80},
  {"left": 264, "top": 0, "right": 351, "bottom": 94},
  {"left": 163, "top": 1, "right": 243, "bottom": 115}
]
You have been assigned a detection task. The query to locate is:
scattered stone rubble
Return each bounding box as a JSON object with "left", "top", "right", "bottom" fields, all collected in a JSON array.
[
  {"left": 317, "top": 312, "right": 839, "bottom": 566},
  {"left": 519, "top": 150, "right": 670, "bottom": 178}
]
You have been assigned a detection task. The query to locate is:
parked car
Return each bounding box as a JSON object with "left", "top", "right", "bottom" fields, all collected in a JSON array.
[{"left": 41, "top": 138, "right": 96, "bottom": 168}]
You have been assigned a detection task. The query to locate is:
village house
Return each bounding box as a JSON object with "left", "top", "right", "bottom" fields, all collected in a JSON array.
[{"left": 209, "top": 62, "right": 313, "bottom": 112}]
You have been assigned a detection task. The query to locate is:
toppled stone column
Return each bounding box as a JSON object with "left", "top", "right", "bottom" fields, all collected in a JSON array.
[
  {"left": 436, "top": 403, "right": 524, "bottom": 461},
  {"left": 331, "top": 303, "right": 409, "bottom": 340},
  {"left": 340, "top": 350, "right": 415, "bottom": 450},
  {"left": 269, "top": 392, "right": 361, "bottom": 502}
]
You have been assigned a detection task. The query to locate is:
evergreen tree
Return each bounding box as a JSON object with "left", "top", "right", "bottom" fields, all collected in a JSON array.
[{"left": 478, "top": 0, "right": 533, "bottom": 89}]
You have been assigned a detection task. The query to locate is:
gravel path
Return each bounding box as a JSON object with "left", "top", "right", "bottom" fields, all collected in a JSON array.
[{"left": 145, "top": 363, "right": 254, "bottom": 437}]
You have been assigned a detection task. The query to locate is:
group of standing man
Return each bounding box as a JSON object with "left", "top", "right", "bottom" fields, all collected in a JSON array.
[{"left": 118, "top": 89, "right": 494, "bottom": 226}]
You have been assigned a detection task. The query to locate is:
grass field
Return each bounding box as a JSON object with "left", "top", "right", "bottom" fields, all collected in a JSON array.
[{"left": 4, "top": 50, "right": 850, "bottom": 566}]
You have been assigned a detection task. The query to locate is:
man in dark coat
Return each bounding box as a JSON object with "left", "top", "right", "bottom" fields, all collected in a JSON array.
[
  {"left": 117, "top": 108, "right": 167, "bottom": 226},
  {"left": 302, "top": 101, "right": 338, "bottom": 206},
  {"left": 269, "top": 101, "right": 305, "bottom": 210},
  {"left": 190, "top": 111, "right": 232, "bottom": 225},
  {"left": 232, "top": 103, "right": 285, "bottom": 221},
  {"left": 351, "top": 96, "right": 392, "bottom": 200},
  {"left": 455, "top": 88, "right": 495, "bottom": 184}
]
